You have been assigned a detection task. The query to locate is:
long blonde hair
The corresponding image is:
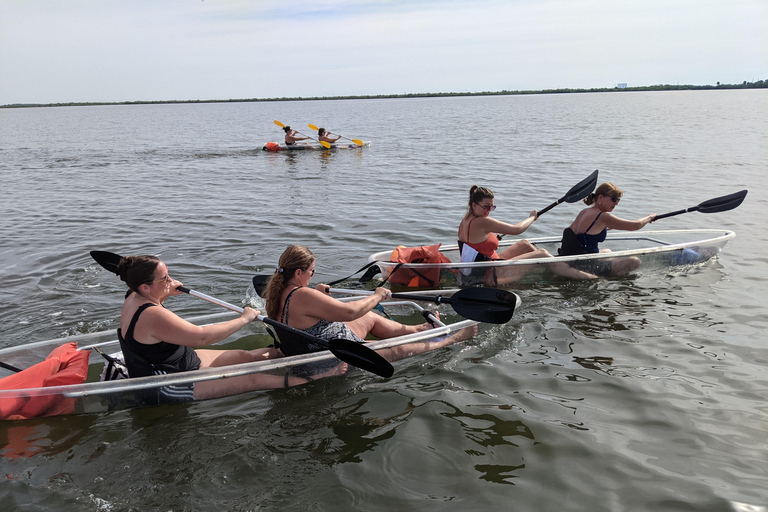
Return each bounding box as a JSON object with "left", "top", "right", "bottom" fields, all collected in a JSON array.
[
  {"left": 264, "top": 245, "right": 315, "bottom": 319},
  {"left": 584, "top": 182, "right": 623, "bottom": 205}
]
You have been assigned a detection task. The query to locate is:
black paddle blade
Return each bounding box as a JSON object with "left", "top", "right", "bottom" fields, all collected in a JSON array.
[
  {"left": 563, "top": 169, "right": 599, "bottom": 203},
  {"left": 252, "top": 275, "right": 270, "bottom": 297},
  {"left": 359, "top": 265, "right": 382, "bottom": 283},
  {"left": 451, "top": 287, "right": 517, "bottom": 324},
  {"left": 329, "top": 339, "right": 394, "bottom": 378},
  {"left": 698, "top": 189, "right": 747, "bottom": 213},
  {"left": 90, "top": 250, "right": 122, "bottom": 274}
]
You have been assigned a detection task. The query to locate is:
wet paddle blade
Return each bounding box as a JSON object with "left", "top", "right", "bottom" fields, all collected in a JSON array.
[
  {"left": 383, "top": 288, "right": 518, "bottom": 324},
  {"left": 274, "top": 120, "right": 285, "bottom": 128},
  {"left": 698, "top": 189, "right": 747, "bottom": 213},
  {"left": 563, "top": 169, "right": 599, "bottom": 203},
  {"left": 537, "top": 169, "right": 599, "bottom": 216},
  {"left": 90, "top": 250, "right": 122, "bottom": 274},
  {"left": 655, "top": 189, "right": 748, "bottom": 220},
  {"left": 449, "top": 287, "right": 517, "bottom": 324},
  {"left": 329, "top": 339, "right": 394, "bottom": 378},
  {"left": 252, "top": 275, "right": 270, "bottom": 297}
]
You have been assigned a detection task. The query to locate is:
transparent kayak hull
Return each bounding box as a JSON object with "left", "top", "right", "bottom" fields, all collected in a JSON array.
[
  {"left": 0, "top": 292, "right": 503, "bottom": 419},
  {"left": 368, "top": 229, "right": 735, "bottom": 287},
  {"left": 262, "top": 141, "right": 371, "bottom": 151}
]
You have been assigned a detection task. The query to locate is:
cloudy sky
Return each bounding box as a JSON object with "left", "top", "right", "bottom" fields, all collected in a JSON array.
[{"left": 1, "top": 0, "right": 765, "bottom": 105}]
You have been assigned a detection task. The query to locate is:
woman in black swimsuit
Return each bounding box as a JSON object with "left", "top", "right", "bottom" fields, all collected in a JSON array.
[
  {"left": 117, "top": 255, "right": 342, "bottom": 402},
  {"left": 560, "top": 183, "right": 657, "bottom": 276}
]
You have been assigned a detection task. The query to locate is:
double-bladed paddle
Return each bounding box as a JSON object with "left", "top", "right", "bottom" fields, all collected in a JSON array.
[
  {"left": 274, "top": 120, "right": 331, "bottom": 149},
  {"left": 307, "top": 123, "right": 364, "bottom": 146},
  {"left": 328, "top": 287, "right": 518, "bottom": 324},
  {"left": 90, "top": 251, "right": 394, "bottom": 378},
  {"left": 653, "top": 189, "right": 748, "bottom": 221},
  {"left": 537, "top": 169, "right": 599, "bottom": 216}
]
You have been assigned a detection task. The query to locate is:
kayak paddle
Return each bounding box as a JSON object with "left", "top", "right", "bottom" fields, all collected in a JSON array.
[
  {"left": 308, "top": 123, "right": 363, "bottom": 146},
  {"left": 654, "top": 189, "right": 748, "bottom": 221},
  {"left": 251, "top": 261, "right": 381, "bottom": 298},
  {"left": 90, "top": 250, "right": 394, "bottom": 378},
  {"left": 176, "top": 287, "right": 394, "bottom": 378},
  {"left": 274, "top": 120, "right": 331, "bottom": 149},
  {"left": 329, "top": 287, "right": 518, "bottom": 324},
  {"left": 537, "top": 169, "right": 599, "bottom": 216}
]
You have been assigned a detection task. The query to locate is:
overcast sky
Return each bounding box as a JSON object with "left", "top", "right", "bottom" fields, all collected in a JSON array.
[{"left": 1, "top": 0, "right": 765, "bottom": 105}]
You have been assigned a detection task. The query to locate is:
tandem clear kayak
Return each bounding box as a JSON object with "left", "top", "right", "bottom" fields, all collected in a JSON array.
[
  {"left": 0, "top": 291, "right": 500, "bottom": 420},
  {"left": 367, "top": 229, "right": 736, "bottom": 288},
  {"left": 262, "top": 141, "right": 371, "bottom": 151}
]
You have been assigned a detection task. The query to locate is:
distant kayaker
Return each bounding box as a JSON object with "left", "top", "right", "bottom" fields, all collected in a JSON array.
[
  {"left": 283, "top": 126, "right": 310, "bottom": 146},
  {"left": 458, "top": 185, "right": 596, "bottom": 285},
  {"left": 559, "top": 182, "right": 657, "bottom": 276},
  {"left": 117, "top": 255, "right": 342, "bottom": 403},
  {"left": 263, "top": 245, "right": 477, "bottom": 370},
  {"left": 317, "top": 128, "right": 341, "bottom": 144}
]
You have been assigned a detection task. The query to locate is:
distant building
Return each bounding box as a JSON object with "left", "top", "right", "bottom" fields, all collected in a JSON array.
[{"left": 617, "top": 83, "right": 628, "bottom": 89}]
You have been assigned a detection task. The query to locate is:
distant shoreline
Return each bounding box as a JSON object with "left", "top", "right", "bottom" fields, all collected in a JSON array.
[{"left": 2, "top": 81, "right": 765, "bottom": 109}]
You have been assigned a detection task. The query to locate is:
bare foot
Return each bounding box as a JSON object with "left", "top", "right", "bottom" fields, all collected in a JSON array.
[{"left": 311, "top": 361, "right": 349, "bottom": 380}]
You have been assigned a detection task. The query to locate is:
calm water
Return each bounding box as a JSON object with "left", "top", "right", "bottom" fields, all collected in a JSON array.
[{"left": 1, "top": 91, "right": 767, "bottom": 511}]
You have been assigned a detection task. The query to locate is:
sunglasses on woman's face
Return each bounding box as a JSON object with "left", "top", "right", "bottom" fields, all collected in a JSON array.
[{"left": 475, "top": 202, "right": 497, "bottom": 212}]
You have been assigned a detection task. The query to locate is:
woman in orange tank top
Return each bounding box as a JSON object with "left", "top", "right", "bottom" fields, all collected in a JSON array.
[{"left": 458, "top": 185, "right": 597, "bottom": 285}]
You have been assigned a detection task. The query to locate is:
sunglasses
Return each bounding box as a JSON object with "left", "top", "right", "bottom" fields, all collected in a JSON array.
[
  {"left": 149, "top": 274, "right": 172, "bottom": 284},
  {"left": 475, "top": 202, "right": 497, "bottom": 212}
]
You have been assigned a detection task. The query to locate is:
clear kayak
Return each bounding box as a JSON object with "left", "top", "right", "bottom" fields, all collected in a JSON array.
[
  {"left": 262, "top": 141, "right": 371, "bottom": 151},
  {"left": 367, "top": 229, "right": 736, "bottom": 288},
  {"left": 0, "top": 291, "right": 505, "bottom": 420}
]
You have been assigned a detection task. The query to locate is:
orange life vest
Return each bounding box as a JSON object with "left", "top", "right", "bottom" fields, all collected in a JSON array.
[
  {"left": 0, "top": 342, "right": 90, "bottom": 421},
  {"left": 387, "top": 244, "right": 452, "bottom": 288}
]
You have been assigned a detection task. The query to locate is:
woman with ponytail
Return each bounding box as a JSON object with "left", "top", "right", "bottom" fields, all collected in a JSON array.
[
  {"left": 264, "top": 245, "right": 476, "bottom": 364},
  {"left": 559, "top": 183, "right": 657, "bottom": 276},
  {"left": 117, "top": 255, "right": 336, "bottom": 403},
  {"left": 458, "top": 185, "right": 596, "bottom": 285}
]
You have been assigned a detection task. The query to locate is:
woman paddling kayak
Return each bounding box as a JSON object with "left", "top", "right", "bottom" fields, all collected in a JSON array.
[
  {"left": 458, "top": 185, "right": 596, "bottom": 285},
  {"left": 559, "top": 182, "right": 657, "bottom": 276},
  {"left": 263, "top": 245, "right": 477, "bottom": 372}
]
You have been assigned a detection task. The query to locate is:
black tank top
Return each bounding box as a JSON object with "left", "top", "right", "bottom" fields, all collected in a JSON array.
[{"left": 117, "top": 303, "right": 201, "bottom": 378}]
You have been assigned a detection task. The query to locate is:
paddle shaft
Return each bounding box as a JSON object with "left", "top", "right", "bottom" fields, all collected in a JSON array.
[
  {"left": 177, "top": 287, "right": 333, "bottom": 348},
  {"left": 654, "top": 207, "right": 697, "bottom": 221}
]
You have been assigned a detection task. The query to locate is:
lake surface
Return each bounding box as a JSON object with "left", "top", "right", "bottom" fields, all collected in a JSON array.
[{"left": 1, "top": 90, "right": 767, "bottom": 511}]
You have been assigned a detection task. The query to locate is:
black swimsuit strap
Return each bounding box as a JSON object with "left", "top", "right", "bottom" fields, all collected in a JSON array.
[
  {"left": 125, "top": 303, "right": 156, "bottom": 341},
  {"left": 584, "top": 211, "right": 603, "bottom": 234},
  {"left": 280, "top": 287, "right": 301, "bottom": 324}
]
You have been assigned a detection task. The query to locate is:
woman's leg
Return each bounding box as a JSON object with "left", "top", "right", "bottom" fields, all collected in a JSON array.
[
  {"left": 375, "top": 323, "right": 479, "bottom": 362},
  {"left": 193, "top": 361, "right": 349, "bottom": 400},
  {"left": 195, "top": 348, "right": 284, "bottom": 368},
  {"left": 497, "top": 240, "right": 537, "bottom": 260},
  {"left": 346, "top": 311, "right": 432, "bottom": 340}
]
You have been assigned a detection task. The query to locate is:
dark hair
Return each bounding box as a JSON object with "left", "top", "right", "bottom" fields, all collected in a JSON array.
[
  {"left": 283, "top": 126, "right": 291, "bottom": 133},
  {"left": 117, "top": 255, "right": 161, "bottom": 293},
  {"left": 317, "top": 128, "right": 326, "bottom": 136},
  {"left": 264, "top": 245, "right": 315, "bottom": 319},
  {"left": 584, "top": 182, "right": 623, "bottom": 205},
  {"left": 467, "top": 185, "right": 494, "bottom": 212}
]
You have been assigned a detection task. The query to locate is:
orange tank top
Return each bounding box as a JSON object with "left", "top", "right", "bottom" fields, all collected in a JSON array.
[{"left": 459, "top": 217, "right": 500, "bottom": 259}]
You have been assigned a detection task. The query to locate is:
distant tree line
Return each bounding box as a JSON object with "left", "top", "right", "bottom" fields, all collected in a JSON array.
[{"left": 2, "top": 80, "right": 766, "bottom": 109}]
